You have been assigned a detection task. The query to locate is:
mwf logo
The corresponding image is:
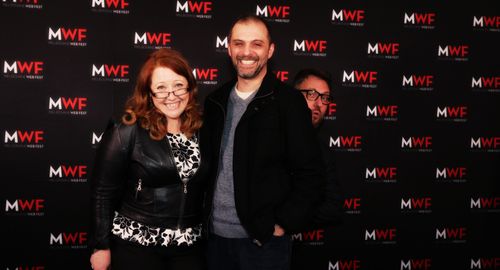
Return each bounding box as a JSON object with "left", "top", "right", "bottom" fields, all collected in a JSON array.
[
  {"left": 91, "top": 64, "right": 130, "bottom": 82},
  {"left": 366, "top": 105, "right": 398, "bottom": 121},
  {"left": 193, "top": 68, "right": 218, "bottom": 85},
  {"left": 436, "top": 106, "right": 467, "bottom": 122},
  {"left": 329, "top": 136, "right": 362, "bottom": 152},
  {"left": 134, "top": 32, "right": 171, "bottom": 49},
  {"left": 402, "top": 75, "right": 434, "bottom": 91},
  {"left": 470, "top": 137, "right": 500, "bottom": 152},
  {"left": 49, "top": 232, "right": 88, "bottom": 248},
  {"left": 400, "top": 259, "right": 432, "bottom": 270},
  {"left": 4, "top": 130, "right": 44, "bottom": 148},
  {"left": 291, "top": 229, "right": 325, "bottom": 245},
  {"left": 365, "top": 167, "right": 397, "bottom": 183},
  {"left": 472, "top": 16, "right": 500, "bottom": 32},
  {"left": 2, "top": 0, "right": 42, "bottom": 9},
  {"left": 401, "top": 137, "right": 432, "bottom": 152},
  {"left": 48, "top": 97, "right": 88, "bottom": 115},
  {"left": 435, "top": 227, "right": 466, "bottom": 243},
  {"left": 470, "top": 197, "right": 500, "bottom": 212},
  {"left": 49, "top": 165, "right": 88, "bottom": 183},
  {"left": 331, "top": 9, "right": 365, "bottom": 26},
  {"left": 367, "top": 42, "right": 400, "bottom": 59},
  {"left": 3, "top": 60, "right": 44, "bottom": 79},
  {"left": 401, "top": 198, "right": 432, "bottom": 213},
  {"left": 437, "top": 45, "right": 469, "bottom": 61},
  {"left": 293, "top": 40, "right": 327, "bottom": 57},
  {"left": 344, "top": 198, "right": 361, "bottom": 214},
  {"left": 48, "top": 27, "right": 87, "bottom": 47},
  {"left": 364, "top": 228, "right": 397, "bottom": 244},
  {"left": 471, "top": 76, "right": 500, "bottom": 92},
  {"left": 256, "top": 5, "right": 290, "bottom": 23},
  {"left": 215, "top": 35, "right": 228, "bottom": 52},
  {"left": 5, "top": 199, "right": 45, "bottom": 216},
  {"left": 176, "top": 1, "right": 213, "bottom": 19},
  {"left": 470, "top": 258, "right": 500, "bottom": 269},
  {"left": 273, "top": 70, "right": 289, "bottom": 82},
  {"left": 91, "top": 0, "right": 129, "bottom": 14},
  {"left": 342, "top": 70, "right": 378, "bottom": 88},
  {"left": 91, "top": 132, "right": 104, "bottom": 147},
  {"left": 403, "top": 12, "right": 436, "bottom": 29},
  {"left": 328, "top": 260, "right": 361, "bottom": 270},
  {"left": 436, "top": 167, "right": 467, "bottom": 183}
]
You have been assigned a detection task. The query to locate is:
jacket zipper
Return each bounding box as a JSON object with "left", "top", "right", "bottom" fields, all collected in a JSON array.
[{"left": 135, "top": 178, "right": 142, "bottom": 199}]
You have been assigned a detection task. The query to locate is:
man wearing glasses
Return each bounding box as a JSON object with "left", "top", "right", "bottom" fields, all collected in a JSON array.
[{"left": 293, "top": 68, "right": 343, "bottom": 227}]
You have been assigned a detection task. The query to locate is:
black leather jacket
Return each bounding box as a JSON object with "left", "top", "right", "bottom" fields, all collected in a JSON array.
[{"left": 90, "top": 121, "right": 209, "bottom": 250}]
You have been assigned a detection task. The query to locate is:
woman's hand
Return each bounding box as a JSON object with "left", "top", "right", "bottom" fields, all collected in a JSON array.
[{"left": 90, "top": 249, "right": 111, "bottom": 270}]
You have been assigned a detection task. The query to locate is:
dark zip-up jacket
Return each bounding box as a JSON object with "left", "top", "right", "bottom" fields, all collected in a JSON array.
[
  {"left": 90, "top": 121, "right": 209, "bottom": 250},
  {"left": 202, "top": 72, "right": 326, "bottom": 244}
]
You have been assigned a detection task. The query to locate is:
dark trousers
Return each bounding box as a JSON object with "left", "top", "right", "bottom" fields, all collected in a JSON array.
[
  {"left": 110, "top": 237, "right": 205, "bottom": 270},
  {"left": 206, "top": 234, "right": 291, "bottom": 270}
]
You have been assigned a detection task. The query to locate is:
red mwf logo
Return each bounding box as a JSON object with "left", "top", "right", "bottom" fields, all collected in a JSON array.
[
  {"left": 328, "top": 260, "right": 361, "bottom": 270},
  {"left": 293, "top": 39, "right": 327, "bottom": 57},
  {"left": 49, "top": 232, "right": 88, "bottom": 248},
  {"left": 4, "top": 130, "right": 44, "bottom": 148},
  {"left": 48, "top": 97, "right": 88, "bottom": 115},
  {"left": 401, "top": 259, "right": 432, "bottom": 270},
  {"left": 401, "top": 137, "right": 432, "bottom": 152},
  {"left": 176, "top": 1, "right": 213, "bottom": 18},
  {"left": 366, "top": 105, "right": 398, "bottom": 121},
  {"left": 470, "top": 197, "right": 500, "bottom": 211},
  {"left": 193, "top": 67, "right": 218, "bottom": 85},
  {"left": 344, "top": 197, "right": 361, "bottom": 214},
  {"left": 436, "top": 106, "right": 467, "bottom": 122},
  {"left": 436, "top": 167, "right": 467, "bottom": 182},
  {"left": 256, "top": 4, "right": 290, "bottom": 23},
  {"left": 470, "top": 258, "right": 500, "bottom": 269},
  {"left": 5, "top": 199, "right": 45, "bottom": 216},
  {"left": 365, "top": 167, "right": 397, "bottom": 183},
  {"left": 402, "top": 75, "right": 434, "bottom": 91},
  {"left": 473, "top": 16, "right": 500, "bottom": 31},
  {"left": 437, "top": 45, "right": 469, "bottom": 61},
  {"left": 403, "top": 12, "right": 436, "bottom": 29},
  {"left": 471, "top": 76, "right": 500, "bottom": 92},
  {"left": 48, "top": 27, "right": 87, "bottom": 47},
  {"left": 324, "top": 103, "right": 337, "bottom": 121},
  {"left": 367, "top": 42, "right": 400, "bottom": 59},
  {"left": 331, "top": 9, "right": 365, "bottom": 26},
  {"left": 134, "top": 32, "right": 171, "bottom": 49},
  {"left": 365, "top": 228, "right": 397, "bottom": 243},
  {"left": 49, "top": 165, "right": 88, "bottom": 183},
  {"left": 329, "top": 136, "right": 362, "bottom": 152},
  {"left": 273, "top": 70, "right": 289, "bottom": 82},
  {"left": 91, "top": 64, "right": 130, "bottom": 82},
  {"left": 470, "top": 137, "right": 500, "bottom": 152},
  {"left": 3, "top": 60, "right": 44, "bottom": 79},
  {"left": 342, "top": 70, "right": 378, "bottom": 88},
  {"left": 91, "top": 0, "right": 129, "bottom": 14},
  {"left": 435, "top": 227, "right": 466, "bottom": 242},
  {"left": 291, "top": 229, "right": 325, "bottom": 245},
  {"left": 401, "top": 197, "right": 432, "bottom": 213}
]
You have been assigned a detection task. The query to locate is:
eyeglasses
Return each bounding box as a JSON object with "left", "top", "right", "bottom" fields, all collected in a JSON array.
[
  {"left": 299, "top": 89, "right": 332, "bottom": 105},
  {"left": 151, "top": 88, "right": 189, "bottom": 99}
]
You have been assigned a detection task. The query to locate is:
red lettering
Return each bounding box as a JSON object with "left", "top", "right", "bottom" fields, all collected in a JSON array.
[
  {"left": 355, "top": 71, "right": 377, "bottom": 83},
  {"left": 378, "top": 43, "right": 399, "bottom": 54},
  {"left": 106, "top": 0, "right": 128, "bottom": 9},
  {"left": 17, "top": 130, "right": 44, "bottom": 143},
  {"left": 412, "top": 137, "right": 431, "bottom": 148},
  {"left": 328, "top": 103, "right": 337, "bottom": 116},
  {"left": 343, "top": 10, "right": 364, "bottom": 22},
  {"left": 16, "top": 61, "right": 43, "bottom": 74},
  {"left": 446, "top": 106, "right": 467, "bottom": 118}
]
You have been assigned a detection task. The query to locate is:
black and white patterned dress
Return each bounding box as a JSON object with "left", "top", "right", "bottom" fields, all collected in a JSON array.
[{"left": 112, "top": 133, "right": 201, "bottom": 247}]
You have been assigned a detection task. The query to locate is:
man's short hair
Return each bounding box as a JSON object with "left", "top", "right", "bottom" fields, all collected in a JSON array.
[
  {"left": 228, "top": 14, "right": 273, "bottom": 43},
  {"left": 293, "top": 68, "right": 332, "bottom": 92}
]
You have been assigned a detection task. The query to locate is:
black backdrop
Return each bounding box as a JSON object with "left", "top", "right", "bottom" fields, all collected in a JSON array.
[{"left": 1, "top": 1, "right": 499, "bottom": 269}]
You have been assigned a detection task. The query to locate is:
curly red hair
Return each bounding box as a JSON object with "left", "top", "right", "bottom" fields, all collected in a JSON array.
[{"left": 122, "top": 48, "right": 202, "bottom": 139}]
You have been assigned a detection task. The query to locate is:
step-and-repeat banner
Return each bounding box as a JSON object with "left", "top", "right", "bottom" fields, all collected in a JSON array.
[{"left": 1, "top": 1, "right": 499, "bottom": 269}]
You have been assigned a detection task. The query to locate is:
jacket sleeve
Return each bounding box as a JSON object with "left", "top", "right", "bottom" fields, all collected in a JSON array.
[
  {"left": 275, "top": 89, "right": 327, "bottom": 233},
  {"left": 89, "top": 120, "right": 135, "bottom": 250}
]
